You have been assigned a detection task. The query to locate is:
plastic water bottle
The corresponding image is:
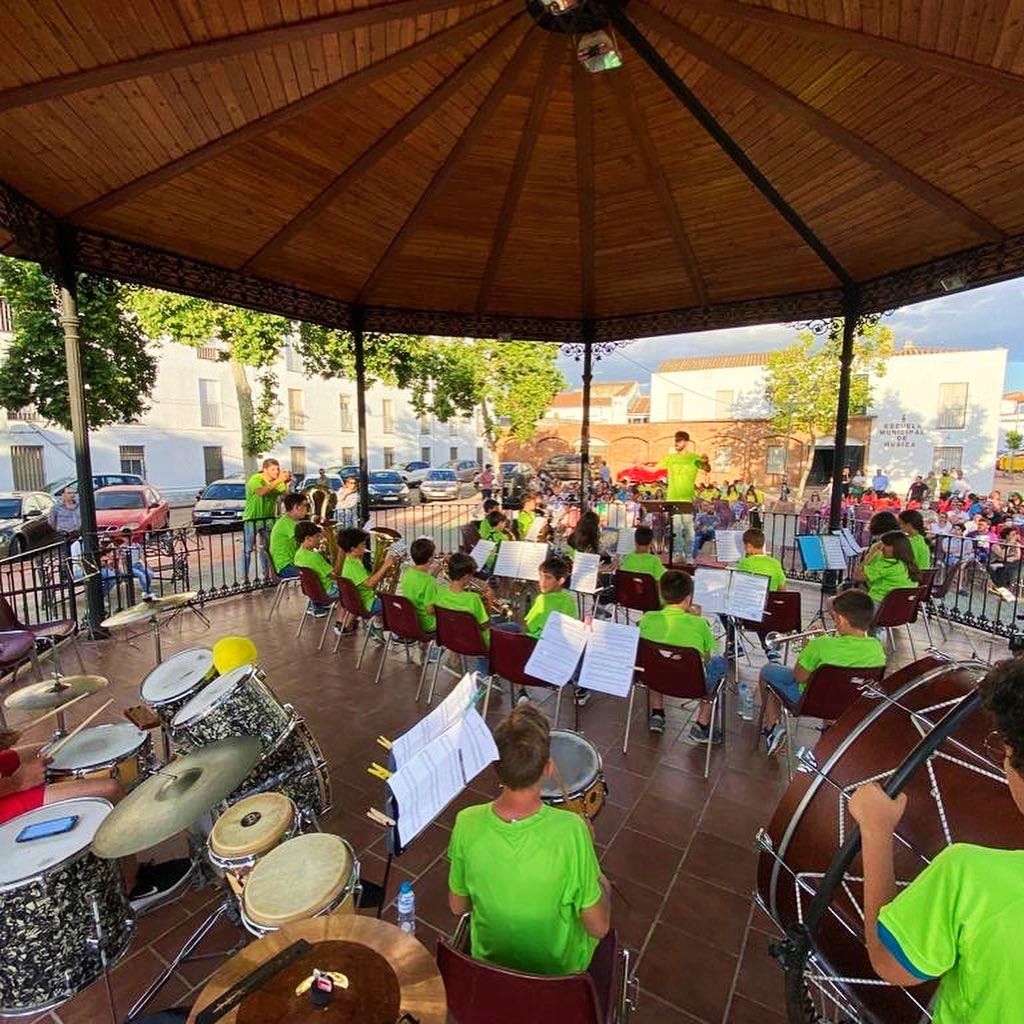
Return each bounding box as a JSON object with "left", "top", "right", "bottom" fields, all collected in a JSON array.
[
  {"left": 737, "top": 679, "right": 755, "bottom": 721},
  {"left": 396, "top": 880, "right": 416, "bottom": 935}
]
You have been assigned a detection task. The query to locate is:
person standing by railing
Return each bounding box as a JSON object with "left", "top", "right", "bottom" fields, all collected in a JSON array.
[
  {"left": 242, "top": 458, "right": 290, "bottom": 579},
  {"left": 46, "top": 487, "right": 81, "bottom": 539}
]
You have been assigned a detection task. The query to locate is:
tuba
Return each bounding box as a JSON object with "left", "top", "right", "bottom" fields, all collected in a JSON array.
[
  {"left": 369, "top": 526, "right": 405, "bottom": 594},
  {"left": 305, "top": 482, "right": 339, "bottom": 565}
]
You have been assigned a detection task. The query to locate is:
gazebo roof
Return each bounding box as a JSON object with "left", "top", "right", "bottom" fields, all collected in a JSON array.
[{"left": 2, "top": 0, "right": 1024, "bottom": 341}]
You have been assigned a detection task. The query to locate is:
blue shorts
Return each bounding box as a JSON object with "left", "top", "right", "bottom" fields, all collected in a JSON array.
[{"left": 761, "top": 662, "right": 803, "bottom": 705}]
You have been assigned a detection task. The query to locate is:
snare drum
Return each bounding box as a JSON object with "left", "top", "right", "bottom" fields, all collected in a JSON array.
[
  {"left": 0, "top": 798, "right": 133, "bottom": 1015},
  {"left": 45, "top": 723, "right": 151, "bottom": 789},
  {"left": 140, "top": 647, "right": 215, "bottom": 726},
  {"left": 540, "top": 730, "right": 607, "bottom": 821},
  {"left": 171, "top": 663, "right": 291, "bottom": 754},
  {"left": 240, "top": 832, "right": 359, "bottom": 938},
  {"left": 208, "top": 791, "right": 299, "bottom": 895}
]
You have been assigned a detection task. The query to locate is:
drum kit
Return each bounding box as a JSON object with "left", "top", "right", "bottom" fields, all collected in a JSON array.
[
  {"left": 100, "top": 590, "right": 204, "bottom": 663},
  {"left": 541, "top": 729, "right": 608, "bottom": 821}
]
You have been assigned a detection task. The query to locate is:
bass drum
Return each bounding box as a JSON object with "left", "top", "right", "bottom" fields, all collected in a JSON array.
[{"left": 757, "top": 657, "right": 1024, "bottom": 1024}]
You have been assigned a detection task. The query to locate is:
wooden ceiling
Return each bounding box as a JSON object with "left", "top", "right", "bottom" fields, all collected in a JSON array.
[{"left": 2, "top": 0, "right": 1024, "bottom": 340}]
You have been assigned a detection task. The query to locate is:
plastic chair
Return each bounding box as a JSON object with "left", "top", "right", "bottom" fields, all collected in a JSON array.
[
  {"left": 294, "top": 568, "right": 338, "bottom": 651},
  {"left": 872, "top": 586, "right": 924, "bottom": 658},
  {"left": 735, "top": 590, "right": 802, "bottom": 662},
  {"left": 612, "top": 571, "right": 660, "bottom": 624},
  {"left": 0, "top": 595, "right": 84, "bottom": 676},
  {"left": 488, "top": 629, "right": 564, "bottom": 727},
  {"left": 0, "top": 630, "right": 41, "bottom": 726},
  {"left": 423, "top": 606, "right": 489, "bottom": 708},
  {"left": 376, "top": 593, "right": 434, "bottom": 691},
  {"left": 332, "top": 576, "right": 377, "bottom": 667},
  {"left": 628, "top": 640, "right": 725, "bottom": 777},
  {"left": 913, "top": 567, "right": 940, "bottom": 645},
  {"left": 437, "top": 914, "right": 632, "bottom": 1024},
  {"left": 266, "top": 565, "right": 300, "bottom": 619}
]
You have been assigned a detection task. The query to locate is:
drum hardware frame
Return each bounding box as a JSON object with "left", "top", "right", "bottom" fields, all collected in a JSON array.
[{"left": 88, "top": 894, "right": 119, "bottom": 1024}]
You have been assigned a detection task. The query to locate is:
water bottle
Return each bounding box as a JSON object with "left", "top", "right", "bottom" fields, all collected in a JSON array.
[
  {"left": 396, "top": 880, "right": 416, "bottom": 935},
  {"left": 737, "top": 678, "right": 754, "bottom": 721}
]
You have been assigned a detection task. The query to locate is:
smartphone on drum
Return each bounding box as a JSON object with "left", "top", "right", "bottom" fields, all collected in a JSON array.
[{"left": 15, "top": 815, "right": 79, "bottom": 843}]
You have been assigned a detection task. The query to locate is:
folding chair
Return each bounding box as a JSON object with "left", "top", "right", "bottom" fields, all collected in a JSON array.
[
  {"left": 266, "top": 566, "right": 300, "bottom": 619},
  {"left": 0, "top": 595, "right": 85, "bottom": 676},
  {"left": 294, "top": 568, "right": 338, "bottom": 651},
  {"left": 913, "top": 567, "right": 939, "bottom": 645},
  {"left": 422, "top": 606, "right": 489, "bottom": 709},
  {"left": 612, "top": 570, "right": 660, "bottom": 624},
  {"left": 735, "top": 590, "right": 802, "bottom": 662},
  {"left": 0, "top": 630, "right": 42, "bottom": 727},
  {"left": 872, "top": 587, "right": 924, "bottom": 659},
  {"left": 376, "top": 593, "right": 434, "bottom": 691},
  {"left": 332, "top": 576, "right": 377, "bottom": 667},
  {"left": 627, "top": 640, "right": 725, "bottom": 778},
  {"left": 488, "top": 629, "right": 564, "bottom": 726}
]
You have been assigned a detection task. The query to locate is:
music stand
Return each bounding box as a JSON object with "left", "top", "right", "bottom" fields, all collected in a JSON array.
[{"left": 795, "top": 534, "right": 848, "bottom": 630}]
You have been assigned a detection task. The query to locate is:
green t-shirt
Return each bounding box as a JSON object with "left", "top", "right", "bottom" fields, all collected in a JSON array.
[
  {"left": 658, "top": 451, "right": 702, "bottom": 502},
  {"left": 341, "top": 554, "right": 373, "bottom": 611},
  {"left": 447, "top": 802, "right": 602, "bottom": 976},
  {"left": 878, "top": 844, "right": 1024, "bottom": 1024},
  {"left": 863, "top": 556, "right": 915, "bottom": 603},
  {"left": 243, "top": 472, "right": 287, "bottom": 522},
  {"left": 619, "top": 551, "right": 666, "bottom": 581},
  {"left": 795, "top": 633, "right": 886, "bottom": 684},
  {"left": 517, "top": 510, "right": 537, "bottom": 540},
  {"left": 268, "top": 515, "right": 298, "bottom": 571},
  {"left": 638, "top": 605, "right": 715, "bottom": 659},
  {"left": 909, "top": 533, "right": 931, "bottom": 570},
  {"left": 479, "top": 519, "right": 505, "bottom": 545},
  {"left": 294, "top": 546, "right": 334, "bottom": 593},
  {"left": 525, "top": 589, "right": 579, "bottom": 638},
  {"left": 399, "top": 566, "right": 438, "bottom": 633},
  {"left": 735, "top": 553, "right": 786, "bottom": 592}
]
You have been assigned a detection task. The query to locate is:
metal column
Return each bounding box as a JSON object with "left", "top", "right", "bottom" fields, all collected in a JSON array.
[
  {"left": 828, "top": 289, "right": 861, "bottom": 532},
  {"left": 579, "top": 324, "right": 594, "bottom": 508},
  {"left": 352, "top": 307, "right": 371, "bottom": 521}
]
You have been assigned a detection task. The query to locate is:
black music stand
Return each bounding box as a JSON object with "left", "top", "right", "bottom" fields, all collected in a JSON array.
[
  {"left": 795, "top": 534, "right": 847, "bottom": 630},
  {"left": 641, "top": 500, "right": 693, "bottom": 569}
]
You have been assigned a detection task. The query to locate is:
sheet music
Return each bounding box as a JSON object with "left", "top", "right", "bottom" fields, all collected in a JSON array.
[
  {"left": 614, "top": 527, "right": 635, "bottom": 555},
  {"left": 523, "top": 611, "right": 588, "bottom": 687},
  {"left": 821, "top": 534, "right": 849, "bottom": 571},
  {"left": 570, "top": 552, "right": 601, "bottom": 594},
  {"left": 714, "top": 530, "right": 745, "bottom": 564},
  {"left": 391, "top": 673, "right": 478, "bottom": 768},
  {"left": 525, "top": 515, "right": 547, "bottom": 542},
  {"left": 387, "top": 708, "right": 498, "bottom": 848},
  {"left": 492, "top": 540, "right": 548, "bottom": 580},
  {"left": 837, "top": 527, "right": 864, "bottom": 557},
  {"left": 578, "top": 618, "right": 640, "bottom": 697},
  {"left": 692, "top": 567, "right": 731, "bottom": 616},
  {"left": 468, "top": 538, "right": 495, "bottom": 569},
  {"left": 727, "top": 570, "right": 770, "bottom": 622},
  {"left": 605, "top": 503, "right": 628, "bottom": 529},
  {"left": 797, "top": 535, "right": 826, "bottom": 572}
]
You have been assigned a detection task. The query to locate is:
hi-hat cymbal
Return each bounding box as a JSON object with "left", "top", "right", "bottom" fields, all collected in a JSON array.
[
  {"left": 101, "top": 592, "right": 200, "bottom": 629},
  {"left": 4, "top": 674, "right": 109, "bottom": 711},
  {"left": 91, "top": 735, "right": 261, "bottom": 859}
]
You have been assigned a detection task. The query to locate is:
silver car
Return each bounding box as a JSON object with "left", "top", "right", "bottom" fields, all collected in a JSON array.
[
  {"left": 419, "top": 469, "right": 460, "bottom": 502},
  {"left": 191, "top": 478, "right": 246, "bottom": 531}
]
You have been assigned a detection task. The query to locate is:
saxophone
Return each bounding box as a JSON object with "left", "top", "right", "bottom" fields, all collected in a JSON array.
[{"left": 370, "top": 527, "right": 405, "bottom": 594}]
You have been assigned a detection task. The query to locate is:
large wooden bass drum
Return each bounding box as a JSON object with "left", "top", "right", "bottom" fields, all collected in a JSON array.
[{"left": 756, "top": 656, "right": 1024, "bottom": 1024}]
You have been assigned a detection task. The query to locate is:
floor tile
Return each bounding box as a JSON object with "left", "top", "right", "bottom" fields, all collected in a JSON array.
[
  {"left": 602, "top": 829, "right": 683, "bottom": 895},
  {"left": 733, "top": 930, "right": 788, "bottom": 1015},
  {"left": 681, "top": 832, "right": 758, "bottom": 898},
  {"left": 625, "top": 792, "right": 699, "bottom": 850},
  {"left": 699, "top": 794, "right": 768, "bottom": 851},
  {"left": 726, "top": 993, "right": 787, "bottom": 1024},
  {"left": 605, "top": 871, "right": 664, "bottom": 951},
  {"left": 631, "top": 989, "right": 706, "bottom": 1023},
  {"left": 660, "top": 872, "right": 753, "bottom": 956}
]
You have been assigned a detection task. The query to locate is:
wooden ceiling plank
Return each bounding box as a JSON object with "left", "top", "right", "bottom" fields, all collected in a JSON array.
[
  {"left": 243, "top": 13, "right": 529, "bottom": 272},
  {"left": 474, "top": 33, "right": 562, "bottom": 314},
  {"left": 356, "top": 26, "right": 536, "bottom": 305},
  {"left": 606, "top": 66, "right": 709, "bottom": 306},
  {"left": 572, "top": 59, "right": 595, "bottom": 320},
  {"left": 0, "top": 0, "right": 488, "bottom": 114},
  {"left": 68, "top": 1, "right": 519, "bottom": 222},
  {"left": 636, "top": 4, "right": 1004, "bottom": 243}
]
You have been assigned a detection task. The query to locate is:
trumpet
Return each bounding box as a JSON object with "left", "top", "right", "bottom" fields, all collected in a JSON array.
[{"left": 764, "top": 626, "right": 834, "bottom": 651}]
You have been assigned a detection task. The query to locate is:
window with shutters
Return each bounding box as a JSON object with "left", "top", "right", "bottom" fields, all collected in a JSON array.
[{"left": 936, "top": 383, "right": 968, "bottom": 429}]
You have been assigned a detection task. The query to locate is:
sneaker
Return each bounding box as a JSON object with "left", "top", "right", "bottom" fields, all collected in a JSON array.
[
  {"left": 574, "top": 687, "right": 591, "bottom": 707},
  {"left": 998, "top": 586, "right": 1016, "bottom": 602},
  {"left": 648, "top": 710, "right": 666, "bottom": 734},
  {"left": 516, "top": 688, "right": 531, "bottom": 706},
  {"left": 688, "top": 722, "right": 723, "bottom": 744},
  {"left": 766, "top": 724, "right": 788, "bottom": 757},
  {"left": 129, "top": 858, "right": 194, "bottom": 913},
  {"left": 766, "top": 649, "right": 782, "bottom": 663}
]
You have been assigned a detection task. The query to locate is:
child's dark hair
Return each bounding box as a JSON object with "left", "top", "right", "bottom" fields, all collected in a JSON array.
[
  {"left": 879, "top": 530, "right": 921, "bottom": 581},
  {"left": 659, "top": 569, "right": 693, "bottom": 605},
  {"left": 539, "top": 555, "right": 570, "bottom": 583},
  {"left": 831, "top": 589, "right": 874, "bottom": 630},
  {"left": 410, "top": 537, "right": 435, "bottom": 565},
  {"left": 898, "top": 509, "right": 925, "bottom": 535},
  {"left": 486, "top": 509, "right": 507, "bottom": 528},
  {"left": 483, "top": 498, "right": 499, "bottom": 514},
  {"left": 447, "top": 552, "right": 477, "bottom": 580},
  {"left": 979, "top": 659, "right": 1024, "bottom": 773},
  {"left": 634, "top": 525, "right": 654, "bottom": 547},
  {"left": 282, "top": 492, "right": 307, "bottom": 512},
  {"left": 295, "top": 520, "right": 322, "bottom": 543},
  {"left": 337, "top": 527, "right": 368, "bottom": 552},
  {"left": 568, "top": 510, "right": 601, "bottom": 554},
  {"left": 742, "top": 527, "right": 765, "bottom": 549},
  {"left": 869, "top": 511, "right": 900, "bottom": 538}
]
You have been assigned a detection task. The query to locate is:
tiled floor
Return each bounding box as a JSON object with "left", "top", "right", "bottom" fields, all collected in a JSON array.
[{"left": 0, "top": 585, "right": 1002, "bottom": 1024}]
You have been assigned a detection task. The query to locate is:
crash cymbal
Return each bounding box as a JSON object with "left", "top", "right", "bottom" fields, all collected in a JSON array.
[
  {"left": 101, "top": 592, "right": 199, "bottom": 629},
  {"left": 4, "top": 674, "right": 109, "bottom": 711},
  {"left": 91, "top": 735, "right": 261, "bottom": 859}
]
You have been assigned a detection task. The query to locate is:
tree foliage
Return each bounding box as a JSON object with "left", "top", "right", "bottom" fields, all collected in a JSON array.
[
  {"left": 1006, "top": 429, "right": 1023, "bottom": 455},
  {"left": 0, "top": 256, "right": 156, "bottom": 429}
]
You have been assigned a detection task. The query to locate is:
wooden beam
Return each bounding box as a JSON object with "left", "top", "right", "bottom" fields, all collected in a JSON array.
[
  {"left": 635, "top": 4, "right": 1004, "bottom": 243},
  {"left": 0, "top": 0, "right": 480, "bottom": 114},
  {"left": 69, "top": 1, "right": 519, "bottom": 222},
  {"left": 607, "top": 66, "right": 709, "bottom": 305},
  {"left": 356, "top": 28, "right": 535, "bottom": 305},
  {"left": 243, "top": 14, "right": 529, "bottom": 273},
  {"left": 673, "top": 0, "right": 1024, "bottom": 101},
  {"left": 475, "top": 34, "right": 563, "bottom": 315},
  {"left": 572, "top": 61, "right": 596, "bottom": 320}
]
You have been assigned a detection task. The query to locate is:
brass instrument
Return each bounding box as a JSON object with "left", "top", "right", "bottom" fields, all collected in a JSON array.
[
  {"left": 370, "top": 526, "right": 405, "bottom": 594},
  {"left": 764, "top": 626, "right": 833, "bottom": 652},
  {"left": 305, "top": 482, "right": 339, "bottom": 565}
]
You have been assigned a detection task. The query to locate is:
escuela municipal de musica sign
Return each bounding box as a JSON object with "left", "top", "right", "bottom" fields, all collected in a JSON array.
[{"left": 878, "top": 416, "right": 925, "bottom": 451}]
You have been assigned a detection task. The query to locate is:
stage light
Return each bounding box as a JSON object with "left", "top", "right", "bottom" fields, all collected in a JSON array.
[
  {"left": 540, "top": 0, "right": 582, "bottom": 12},
  {"left": 939, "top": 272, "right": 966, "bottom": 292},
  {"left": 577, "top": 30, "right": 622, "bottom": 73}
]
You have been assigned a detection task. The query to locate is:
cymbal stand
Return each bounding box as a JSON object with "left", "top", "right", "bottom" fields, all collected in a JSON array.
[{"left": 88, "top": 895, "right": 118, "bottom": 1024}]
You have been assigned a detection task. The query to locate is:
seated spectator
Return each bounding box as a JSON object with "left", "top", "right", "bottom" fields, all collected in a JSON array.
[{"left": 987, "top": 526, "right": 1022, "bottom": 602}]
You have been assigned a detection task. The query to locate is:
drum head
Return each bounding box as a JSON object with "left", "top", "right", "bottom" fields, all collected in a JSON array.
[
  {"left": 0, "top": 797, "right": 111, "bottom": 884},
  {"left": 46, "top": 723, "right": 146, "bottom": 772},
  {"left": 210, "top": 792, "right": 295, "bottom": 859},
  {"left": 541, "top": 730, "right": 600, "bottom": 799},
  {"left": 141, "top": 648, "right": 213, "bottom": 702},
  {"left": 242, "top": 833, "right": 353, "bottom": 927},
  {"left": 172, "top": 664, "right": 254, "bottom": 727}
]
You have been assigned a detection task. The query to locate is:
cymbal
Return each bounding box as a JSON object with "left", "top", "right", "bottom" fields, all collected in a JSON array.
[
  {"left": 91, "top": 735, "right": 261, "bottom": 858},
  {"left": 101, "top": 592, "right": 199, "bottom": 628},
  {"left": 4, "top": 674, "right": 109, "bottom": 711}
]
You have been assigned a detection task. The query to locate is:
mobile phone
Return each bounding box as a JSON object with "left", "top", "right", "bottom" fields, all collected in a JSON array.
[{"left": 15, "top": 815, "right": 79, "bottom": 843}]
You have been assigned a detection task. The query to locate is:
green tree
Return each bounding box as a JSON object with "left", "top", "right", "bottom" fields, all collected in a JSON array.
[
  {"left": 1006, "top": 429, "right": 1023, "bottom": 478},
  {"left": 764, "top": 317, "right": 894, "bottom": 498},
  {"left": 0, "top": 256, "right": 156, "bottom": 429},
  {"left": 129, "top": 291, "right": 290, "bottom": 473}
]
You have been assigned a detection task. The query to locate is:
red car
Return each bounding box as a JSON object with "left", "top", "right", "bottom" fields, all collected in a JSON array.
[
  {"left": 616, "top": 462, "right": 668, "bottom": 485},
  {"left": 94, "top": 485, "right": 170, "bottom": 539}
]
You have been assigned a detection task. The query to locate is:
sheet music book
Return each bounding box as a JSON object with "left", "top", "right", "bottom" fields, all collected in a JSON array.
[
  {"left": 613, "top": 527, "right": 635, "bottom": 556},
  {"left": 524, "top": 611, "right": 589, "bottom": 687},
  {"left": 714, "top": 530, "right": 745, "bottom": 564},
  {"left": 525, "top": 515, "right": 547, "bottom": 542},
  {"left": 692, "top": 567, "right": 770, "bottom": 622},
  {"left": 570, "top": 552, "right": 602, "bottom": 594},
  {"left": 837, "top": 527, "right": 864, "bottom": 557},
  {"left": 468, "top": 538, "right": 495, "bottom": 569},
  {"left": 605, "top": 503, "right": 629, "bottom": 529},
  {"left": 492, "top": 540, "right": 548, "bottom": 581},
  {"left": 796, "top": 534, "right": 848, "bottom": 572},
  {"left": 391, "top": 673, "right": 478, "bottom": 768},
  {"left": 578, "top": 618, "right": 640, "bottom": 697}
]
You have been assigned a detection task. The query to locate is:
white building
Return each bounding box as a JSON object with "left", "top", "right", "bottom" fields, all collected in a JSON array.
[
  {"left": 543, "top": 381, "right": 646, "bottom": 424},
  {"left": 650, "top": 343, "right": 1007, "bottom": 493},
  {"left": 0, "top": 312, "right": 490, "bottom": 499},
  {"left": 999, "top": 391, "right": 1024, "bottom": 450}
]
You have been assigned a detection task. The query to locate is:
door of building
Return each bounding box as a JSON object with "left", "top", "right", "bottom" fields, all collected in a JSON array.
[
  {"left": 807, "top": 444, "right": 864, "bottom": 487},
  {"left": 203, "top": 446, "right": 224, "bottom": 484}
]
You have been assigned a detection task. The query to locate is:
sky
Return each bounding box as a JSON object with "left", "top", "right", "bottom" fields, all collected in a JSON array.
[{"left": 557, "top": 277, "right": 1024, "bottom": 394}]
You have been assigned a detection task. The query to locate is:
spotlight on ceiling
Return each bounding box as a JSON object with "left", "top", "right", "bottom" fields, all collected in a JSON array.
[
  {"left": 577, "top": 30, "right": 623, "bottom": 73},
  {"left": 540, "top": 0, "right": 582, "bottom": 12},
  {"left": 939, "top": 272, "right": 967, "bottom": 292}
]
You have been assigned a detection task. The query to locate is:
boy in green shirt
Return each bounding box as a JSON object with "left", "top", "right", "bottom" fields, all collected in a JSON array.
[
  {"left": 293, "top": 520, "right": 339, "bottom": 617},
  {"left": 618, "top": 525, "right": 666, "bottom": 582},
  {"left": 448, "top": 704, "right": 610, "bottom": 976},
  {"left": 435, "top": 552, "right": 492, "bottom": 676},
  {"left": 849, "top": 659, "right": 1024, "bottom": 1024},
  {"left": 523, "top": 556, "right": 587, "bottom": 706},
  {"left": 516, "top": 495, "right": 540, "bottom": 541},
  {"left": 398, "top": 537, "right": 441, "bottom": 634},
  {"left": 268, "top": 493, "right": 308, "bottom": 577},
  {"left": 759, "top": 589, "right": 886, "bottom": 756},
  {"left": 242, "top": 457, "right": 291, "bottom": 578},
  {"left": 336, "top": 527, "right": 401, "bottom": 639},
  {"left": 731, "top": 526, "right": 786, "bottom": 662},
  {"left": 639, "top": 570, "right": 726, "bottom": 738}
]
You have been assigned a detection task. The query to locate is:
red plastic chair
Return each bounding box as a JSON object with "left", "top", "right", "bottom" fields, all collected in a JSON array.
[
  {"left": 872, "top": 586, "right": 924, "bottom": 658},
  {"left": 437, "top": 915, "right": 631, "bottom": 1024},
  {"left": 0, "top": 595, "right": 84, "bottom": 675},
  {"left": 0, "top": 630, "right": 42, "bottom": 726},
  {"left": 612, "top": 571, "right": 660, "bottom": 624},
  {"left": 913, "top": 567, "right": 940, "bottom": 645},
  {"left": 489, "top": 629, "right": 564, "bottom": 727},
  {"left": 376, "top": 593, "right": 434, "bottom": 691},
  {"left": 736, "top": 590, "right": 802, "bottom": 662},
  {"left": 294, "top": 568, "right": 339, "bottom": 652},
  {"left": 332, "top": 576, "right": 377, "bottom": 667},
  {"left": 628, "top": 640, "right": 724, "bottom": 777},
  {"left": 423, "top": 606, "right": 489, "bottom": 707}
]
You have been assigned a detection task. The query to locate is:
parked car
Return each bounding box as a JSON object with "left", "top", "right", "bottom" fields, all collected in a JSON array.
[
  {"left": 439, "top": 459, "right": 479, "bottom": 483},
  {"left": 367, "top": 471, "right": 410, "bottom": 509},
  {"left": 324, "top": 464, "right": 361, "bottom": 481},
  {"left": 499, "top": 461, "right": 532, "bottom": 481},
  {"left": 95, "top": 486, "right": 170, "bottom": 539},
  {"left": 419, "top": 469, "right": 460, "bottom": 502},
  {"left": 396, "top": 461, "right": 431, "bottom": 486},
  {"left": 0, "top": 492, "right": 58, "bottom": 557},
  {"left": 538, "top": 453, "right": 583, "bottom": 481},
  {"left": 299, "top": 475, "right": 344, "bottom": 492},
  {"left": 616, "top": 462, "right": 668, "bottom": 485},
  {"left": 192, "top": 478, "right": 247, "bottom": 531},
  {"left": 46, "top": 473, "right": 145, "bottom": 498}
]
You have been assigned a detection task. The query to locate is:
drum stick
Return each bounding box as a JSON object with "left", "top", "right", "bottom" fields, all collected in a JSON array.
[
  {"left": 17, "top": 691, "right": 93, "bottom": 733},
  {"left": 46, "top": 699, "right": 114, "bottom": 755}
]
